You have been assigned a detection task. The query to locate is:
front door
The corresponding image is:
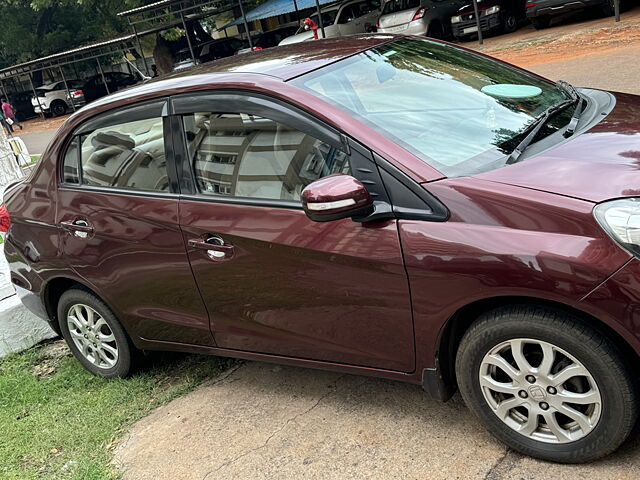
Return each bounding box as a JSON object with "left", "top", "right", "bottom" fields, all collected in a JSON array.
[
  {"left": 173, "top": 94, "right": 415, "bottom": 371},
  {"left": 57, "top": 101, "right": 212, "bottom": 346}
]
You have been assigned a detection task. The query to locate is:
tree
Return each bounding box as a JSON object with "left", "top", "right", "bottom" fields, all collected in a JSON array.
[{"left": 0, "top": 0, "right": 145, "bottom": 70}]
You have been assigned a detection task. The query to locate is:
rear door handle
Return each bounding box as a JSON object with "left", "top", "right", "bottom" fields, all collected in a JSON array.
[
  {"left": 60, "top": 219, "right": 93, "bottom": 238},
  {"left": 188, "top": 236, "right": 234, "bottom": 260}
]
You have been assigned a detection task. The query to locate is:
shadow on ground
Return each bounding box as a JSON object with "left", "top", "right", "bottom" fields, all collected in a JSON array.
[{"left": 114, "top": 360, "right": 640, "bottom": 480}]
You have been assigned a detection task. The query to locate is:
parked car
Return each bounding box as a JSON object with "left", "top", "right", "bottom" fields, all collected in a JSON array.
[
  {"left": 451, "top": 0, "right": 526, "bottom": 41},
  {"left": 8, "top": 92, "right": 37, "bottom": 121},
  {"left": 526, "top": 0, "right": 622, "bottom": 29},
  {"left": 279, "top": 0, "right": 380, "bottom": 45},
  {"left": 198, "top": 37, "right": 248, "bottom": 63},
  {"left": 31, "top": 80, "right": 83, "bottom": 117},
  {"left": 376, "top": 0, "right": 467, "bottom": 38},
  {"left": 5, "top": 34, "right": 640, "bottom": 464},
  {"left": 236, "top": 26, "right": 300, "bottom": 54},
  {"left": 79, "top": 71, "right": 140, "bottom": 104}
]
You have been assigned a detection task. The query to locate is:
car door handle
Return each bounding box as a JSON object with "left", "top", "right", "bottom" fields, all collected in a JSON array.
[
  {"left": 188, "top": 237, "right": 235, "bottom": 260},
  {"left": 60, "top": 219, "right": 93, "bottom": 238}
]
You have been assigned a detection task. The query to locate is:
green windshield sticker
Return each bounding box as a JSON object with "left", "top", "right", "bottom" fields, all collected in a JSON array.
[{"left": 481, "top": 84, "right": 543, "bottom": 99}]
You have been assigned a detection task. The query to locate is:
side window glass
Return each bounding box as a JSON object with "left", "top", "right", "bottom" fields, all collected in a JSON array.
[
  {"left": 183, "top": 112, "right": 350, "bottom": 201},
  {"left": 338, "top": 6, "right": 355, "bottom": 23},
  {"left": 79, "top": 117, "right": 169, "bottom": 192},
  {"left": 62, "top": 137, "right": 80, "bottom": 184}
]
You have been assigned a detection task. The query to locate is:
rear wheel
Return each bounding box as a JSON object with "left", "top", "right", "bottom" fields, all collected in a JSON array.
[
  {"left": 426, "top": 21, "right": 444, "bottom": 39},
  {"left": 58, "top": 287, "right": 135, "bottom": 378},
  {"left": 531, "top": 16, "right": 551, "bottom": 29},
  {"left": 50, "top": 100, "right": 67, "bottom": 117},
  {"left": 456, "top": 305, "right": 638, "bottom": 463}
]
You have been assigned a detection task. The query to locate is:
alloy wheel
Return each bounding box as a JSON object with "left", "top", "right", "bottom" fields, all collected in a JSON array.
[
  {"left": 66, "top": 303, "right": 119, "bottom": 369},
  {"left": 479, "top": 338, "right": 602, "bottom": 443}
]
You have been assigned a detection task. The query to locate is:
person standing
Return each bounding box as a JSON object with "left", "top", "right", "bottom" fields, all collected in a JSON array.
[
  {"left": 1, "top": 98, "right": 22, "bottom": 130},
  {"left": 0, "top": 108, "right": 13, "bottom": 136}
]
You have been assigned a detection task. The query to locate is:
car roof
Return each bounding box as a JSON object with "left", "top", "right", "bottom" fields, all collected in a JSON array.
[
  {"left": 167, "top": 35, "right": 391, "bottom": 81},
  {"left": 84, "top": 35, "right": 395, "bottom": 111}
]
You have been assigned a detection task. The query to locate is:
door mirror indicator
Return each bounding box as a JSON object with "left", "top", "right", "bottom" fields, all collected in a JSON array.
[{"left": 302, "top": 174, "right": 374, "bottom": 222}]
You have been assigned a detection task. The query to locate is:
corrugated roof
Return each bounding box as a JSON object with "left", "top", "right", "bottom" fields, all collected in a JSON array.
[
  {"left": 227, "top": 0, "right": 338, "bottom": 26},
  {"left": 118, "top": 0, "right": 177, "bottom": 16},
  {"left": 0, "top": 34, "right": 136, "bottom": 76}
]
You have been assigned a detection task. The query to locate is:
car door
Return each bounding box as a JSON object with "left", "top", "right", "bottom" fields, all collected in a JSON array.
[
  {"left": 336, "top": 4, "right": 359, "bottom": 35},
  {"left": 172, "top": 92, "right": 415, "bottom": 372},
  {"left": 57, "top": 100, "right": 212, "bottom": 346}
]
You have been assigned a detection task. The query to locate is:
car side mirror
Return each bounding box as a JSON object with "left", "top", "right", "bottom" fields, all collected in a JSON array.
[{"left": 302, "top": 174, "right": 374, "bottom": 222}]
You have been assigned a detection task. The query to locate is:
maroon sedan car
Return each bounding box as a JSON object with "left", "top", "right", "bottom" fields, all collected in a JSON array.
[{"left": 3, "top": 35, "right": 640, "bottom": 463}]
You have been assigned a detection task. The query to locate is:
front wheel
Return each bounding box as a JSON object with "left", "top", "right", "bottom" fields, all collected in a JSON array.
[
  {"left": 456, "top": 305, "right": 638, "bottom": 463},
  {"left": 58, "top": 287, "right": 135, "bottom": 378},
  {"left": 531, "top": 16, "right": 551, "bottom": 29},
  {"left": 502, "top": 12, "right": 518, "bottom": 33},
  {"left": 50, "top": 100, "right": 67, "bottom": 117}
]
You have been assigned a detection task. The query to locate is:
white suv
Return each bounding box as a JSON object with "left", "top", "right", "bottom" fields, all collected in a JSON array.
[{"left": 31, "top": 80, "right": 83, "bottom": 117}]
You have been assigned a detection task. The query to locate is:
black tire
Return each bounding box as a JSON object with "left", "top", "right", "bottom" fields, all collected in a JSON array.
[
  {"left": 602, "top": 0, "right": 615, "bottom": 16},
  {"left": 456, "top": 305, "right": 638, "bottom": 463},
  {"left": 426, "top": 21, "right": 444, "bottom": 39},
  {"left": 50, "top": 100, "right": 67, "bottom": 117},
  {"left": 58, "top": 287, "right": 135, "bottom": 378},
  {"left": 502, "top": 12, "right": 518, "bottom": 33},
  {"left": 531, "top": 16, "right": 551, "bottom": 29}
]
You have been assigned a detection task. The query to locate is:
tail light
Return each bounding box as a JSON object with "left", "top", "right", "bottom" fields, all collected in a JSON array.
[
  {"left": 72, "top": 89, "right": 83, "bottom": 97},
  {"left": 376, "top": 19, "right": 381, "bottom": 29},
  {"left": 252, "top": 46, "right": 263, "bottom": 51},
  {"left": 0, "top": 203, "right": 11, "bottom": 233},
  {"left": 526, "top": 2, "right": 536, "bottom": 6},
  {"left": 412, "top": 7, "right": 426, "bottom": 21}
]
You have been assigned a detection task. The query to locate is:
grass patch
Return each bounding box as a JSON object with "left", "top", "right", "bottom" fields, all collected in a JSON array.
[{"left": 0, "top": 340, "right": 234, "bottom": 479}]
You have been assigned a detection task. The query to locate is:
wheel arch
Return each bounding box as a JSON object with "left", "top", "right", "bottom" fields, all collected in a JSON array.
[
  {"left": 43, "top": 276, "right": 115, "bottom": 335},
  {"left": 433, "top": 296, "right": 640, "bottom": 400}
]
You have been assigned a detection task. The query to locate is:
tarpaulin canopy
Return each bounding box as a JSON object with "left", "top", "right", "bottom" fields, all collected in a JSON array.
[{"left": 227, "top": 0, "right": 337, "bottom": 27}]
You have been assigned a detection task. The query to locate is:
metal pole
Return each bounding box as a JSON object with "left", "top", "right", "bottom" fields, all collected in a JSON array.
[
  {"left": 293, "top": 0, "right": 300, "bottom": 23},
  {"left": 28, "top": 73, "right": 45, "bottom": 118},
  {"left": 59, "top": 66, "right": 76, "bottom": 113},
  {"left": 314, "top": 0, "right": 325, "bottom": 38},
  {"left": 614, "top": 0, "right": 620, "bottom": 22},
  {"left": 0, "top": 79, "right": 7, "bottom": 102},
  {"left": 238, "top": 0, "right": 254, "bottom": 49},
  {"left": 132, "top": 23, "right": 150, "bottom": 76},
  {"left": 96, "top": 58, "right": 110, "bottom": 95},
  {"left": 472, "top": 0, "right": 483, "bottom": 45},
  {"left": 180, "top": 12, "right": 197, "bottom": 64}
]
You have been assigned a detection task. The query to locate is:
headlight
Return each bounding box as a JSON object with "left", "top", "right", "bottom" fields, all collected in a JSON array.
[
  {"left": 451, "top": 15, "right": 462, "bottom": 23},
  {"left": 594, "top": 198, "right": 640, "bottom": 256},
  {"left": 484, "top": 6, "right": 501, "bottom": 15}
]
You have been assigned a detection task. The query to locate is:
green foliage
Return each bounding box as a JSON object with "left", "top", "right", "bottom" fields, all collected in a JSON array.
[
  {"left": 0, "top": 341, "right": 232, "bottom": 479},
  {"left": 0, "top": 0, "right": 146, "bottom": 69}
]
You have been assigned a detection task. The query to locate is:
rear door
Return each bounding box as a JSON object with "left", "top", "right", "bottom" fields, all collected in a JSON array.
[
  {"left": 57, "top": 100, "right": 212, "bottom": 346},
  {"left": 172, "top": 92, "right": 415, "bottom": 372}
]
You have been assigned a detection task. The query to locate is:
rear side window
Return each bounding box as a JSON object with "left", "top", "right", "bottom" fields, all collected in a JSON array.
[
  {"left": 62, "top": 138, "right": 80, "bottom": 184},
  {"left": 182, "top": 112, "right": 350, "bottom": 201},
  {"left": 62, "top": 116, "right": 169, "bottom": 192},
  {"left": 382, "top": 0, "right": 420, "bottom": 14}
]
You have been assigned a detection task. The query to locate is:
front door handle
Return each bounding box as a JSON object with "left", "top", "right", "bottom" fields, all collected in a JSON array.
[
  {"left": 60, "top": 219, "right": 93, "bottom": 238},
  {"left": 188, "top": 236, "right": 234, "bottom": 260}
]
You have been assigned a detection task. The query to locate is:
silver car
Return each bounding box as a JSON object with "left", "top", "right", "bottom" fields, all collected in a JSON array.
[{"left": 376, "top": 0, "right": 467, "bottom": 38}]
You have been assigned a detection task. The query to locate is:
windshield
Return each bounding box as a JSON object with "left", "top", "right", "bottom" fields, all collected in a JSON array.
[
  {"left": 290, "top": 38, "right": 572, "bottom": 177},
  {"left": 382, "top": 0, "right": 421, "bottom": 15}
]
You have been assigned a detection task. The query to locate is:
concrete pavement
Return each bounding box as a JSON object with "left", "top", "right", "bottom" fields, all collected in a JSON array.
[
  {"left": 20, "top": 130, "right": 55, "bottom": 155},
  {"left": 114, "top": 362, "right": 640, "bottom": 480}
]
